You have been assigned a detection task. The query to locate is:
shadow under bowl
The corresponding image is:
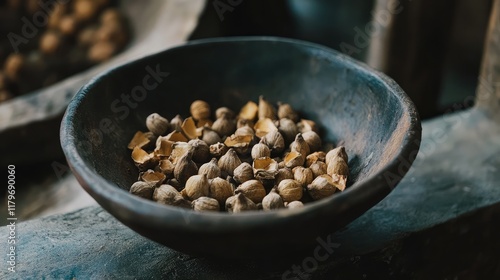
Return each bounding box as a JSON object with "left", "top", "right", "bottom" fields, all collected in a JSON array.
[{"left": 60, "top": 37, "right": 421, "bottom": 258}]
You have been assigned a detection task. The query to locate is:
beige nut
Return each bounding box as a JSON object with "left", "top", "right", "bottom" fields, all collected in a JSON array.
[
  {"left": 173, "top": 151, "right": 198, "bottom": 185},
  {"left": 233, "top": 162, "right": 254, "bottom": 184},
  {"left": 278, "top": 118, "right": 298, "bottom": 145},
  {"left": 277, "top": 102, "right": 299, "bottom": 122},
  {"left": 325, "top": 146, "right": 348, "bottom": 165},
  {"left": 290, "top": 133, "right": 310, "bottom": 161},
  {"left": 182, "top": 174, "right": 209, "bottom": 200},
  {"left": 309, "top": 161, "right": 327, "bottom": 178},
  {"left": 262, "top": 189, "right": 284, "bottom": 210},
  {"left": 192, "top": 197, "right": 220, "bottom": 212},
  {"left": 198, "top": 158, "right": 221, "bottom": 179},
  {"left": 286, "top": 200, "right": 304, "bottom": 209},
  {"left": 188, "top": 139, "right": 210, "bottom": 163},
  {"left": 202, "top": 127, "right": 222, "bottom": 146},
  {"left": 302, "top": 131, "right": 322, "bottom": 152},
  {"left": 129, "top": 181, "right": 155, "bottom": 199},
  {"left": 225, "top": 193, "right": 257, "bottom": 213},
  {"left": 190, "top": 100, "right": 211, "bottom": 120},
  {"left": 277, "top": 179, "right": 303, "bottom": 202},
  {"left": 209, "top": 177, "right": 234, "bottom": 205},
  {"left": 215, "top": 107, "right": 235, "bottom": 119},
  {"left": 261, "top": 130, "right": 285, "bottom": 155},
  {"left": 307, "top": 174, "right": 339, "bottom": 200},
  {"left": 251, "top": 140, "right": 271, "bottom": 159},
  {"left": 218, "top": 148, "right": 241, "bottom": 177},
  {"left": 153, "top": 184, "right": 191, "bottom": 208},
  {"left": 293, "top": 166, "right": 314, "bottom": 187},
  {"left": 146, "top": 113, "right": 170, "bottom": 135},
  {"left": 235, "top": 179, "right": 266, "bottom": 204}
]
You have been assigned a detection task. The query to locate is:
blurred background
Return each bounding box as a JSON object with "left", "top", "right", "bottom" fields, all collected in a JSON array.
[{"left": 191, "top": 0, "right": 493, "bottom": 119}]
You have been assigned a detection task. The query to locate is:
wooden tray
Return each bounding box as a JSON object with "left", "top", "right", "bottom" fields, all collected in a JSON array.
[{"left": 0, "top": 0, "right": 206, "bottom": 166}]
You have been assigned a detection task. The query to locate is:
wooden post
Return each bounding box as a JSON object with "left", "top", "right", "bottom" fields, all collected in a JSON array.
[
  {"left": 367, "top": 0, "right": 458, "bottom": 119},
  {"left": 476, "top": 0, "right": 500, "bottom": 118}
]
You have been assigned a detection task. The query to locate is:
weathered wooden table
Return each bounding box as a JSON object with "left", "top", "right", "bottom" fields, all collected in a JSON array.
[{"left": 2, "top": 0, "right": 500, "bottom": 279}]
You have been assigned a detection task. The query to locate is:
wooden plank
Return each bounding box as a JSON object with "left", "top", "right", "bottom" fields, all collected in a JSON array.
[
  {"left": 3, "top": 106, "right": 500, "bottom": 278},
  {"left": 476, "top": 0, "right": 500, "bottom": 118},
  {"left": 367, "top": 0, "right": 458, "bottom": 118}
]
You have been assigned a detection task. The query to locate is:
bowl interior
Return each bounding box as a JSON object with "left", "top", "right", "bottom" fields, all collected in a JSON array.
[{"left": 62, "top": 37, "right": 420, "bottom": 257}]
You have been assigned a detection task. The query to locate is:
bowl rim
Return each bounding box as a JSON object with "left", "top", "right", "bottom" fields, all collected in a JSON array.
[{"left": 60, "top": 36, "right": 421, "bottom": 233}]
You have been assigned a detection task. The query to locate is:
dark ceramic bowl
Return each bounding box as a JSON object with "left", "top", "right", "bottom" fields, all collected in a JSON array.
[{"left": 60, "top": 37, "right": 421, "bottom": 258}]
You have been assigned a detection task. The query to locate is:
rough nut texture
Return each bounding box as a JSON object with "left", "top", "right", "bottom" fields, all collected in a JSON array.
[{"left": 129, "top": 98, "right": 349, "bottom": 213}]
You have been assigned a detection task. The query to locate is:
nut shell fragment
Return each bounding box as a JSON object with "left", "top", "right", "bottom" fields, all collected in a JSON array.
[
  {"left": 224, "top": 134, "right": 253, "bottom": 155},
  {"left": 239, "top": 101, "right": 258, "bottom": 120},
  {"left": 169, "top": 142, "right": 191, "bottom": 164},
  {"left": 164, "top": 131, "right": 188, "bottom": 142},
  {"left": 139, "top": 169, "right": 166, "bottom": 187},
  {"left": 254, "top": 118, "right": 277, "bottom": 138},
  {"left": 253, "top": 157, "right": 278, "bottom": 181},
  {"left": 209, "top": 142, "right": 229, "bottom": 158},
  {"left": 128, "top": 131, "right": 155, "bottom": 150},
  {"left": 154, "top": 138, "right": 174, "bottom": 158},
  {"left": 258, "top": 95, "right": 277, "bottom": 120},
  {"left": 131, "top": 147, "right": 158, "bottom": 171},
  {"left": 283, "top": 151, "right": 304, "bottom": 169},
  {"left": 181, "top": 117, "right": 199, "bottom": 140},
  {"left": 305, "top": 151, "right": 326, "bottom": 167}
]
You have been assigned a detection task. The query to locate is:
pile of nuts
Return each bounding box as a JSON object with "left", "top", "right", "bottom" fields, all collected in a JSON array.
[
  {"left": 128, "top": 97, "right": 349, "bottom": 213},
  {"left": 0, "top": 0, "right": 130, "bottom": 103}
]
